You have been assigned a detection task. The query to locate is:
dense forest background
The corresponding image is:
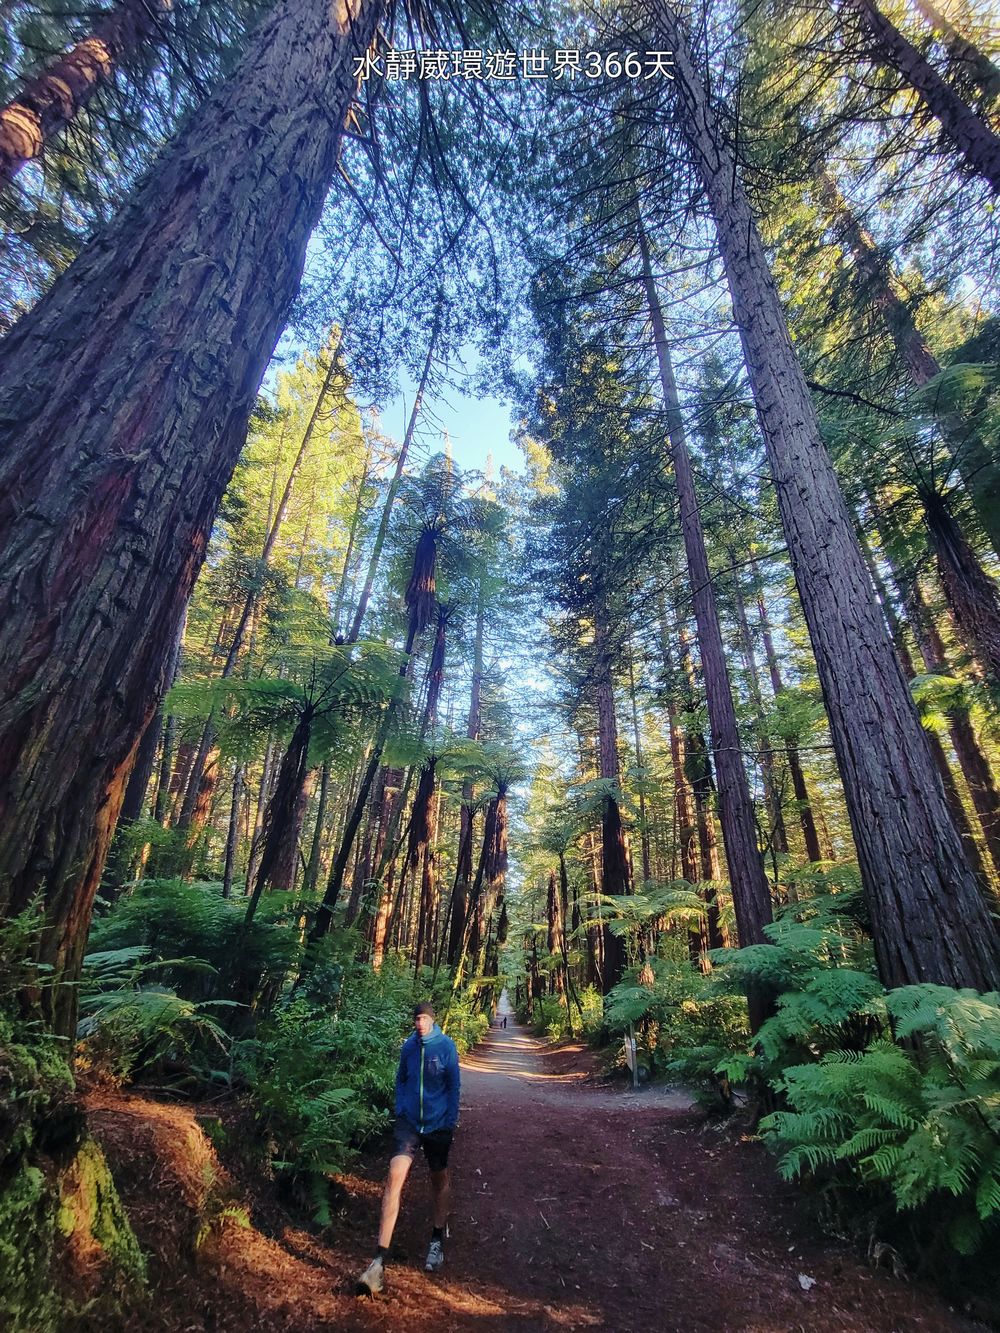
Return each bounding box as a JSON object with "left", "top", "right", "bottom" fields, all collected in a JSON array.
[{"left": 3, "top": 0, "right": 1000, "bottom": 1324}]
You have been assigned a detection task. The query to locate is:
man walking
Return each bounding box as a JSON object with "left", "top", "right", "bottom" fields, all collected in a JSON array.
[{"left": 356, "top": 1001, "right": 460, "bottom": 1296}]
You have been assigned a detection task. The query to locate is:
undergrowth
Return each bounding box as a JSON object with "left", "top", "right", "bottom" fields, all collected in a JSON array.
[
  {"left": 0, "top": 909, "right": 143, "bottom": 1331},
  {"left": 77, "top": 879, "right": 495, "bottom": 1222},
  {"left": 602, "top": 878, "right": 1000, "bottom": 1269}
]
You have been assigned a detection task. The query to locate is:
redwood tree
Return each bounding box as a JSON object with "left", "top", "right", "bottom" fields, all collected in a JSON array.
[
  {"left": 638, "top": 221, "right": 774, "bottom": 996},
  {"left": 646, "top": 0, "right": 1000, "bottom": 992},
  {"left": 0, "top": 0, "right": 383, "bottom": 1031},
  {"left": 0, "top": 0, "right": 174, "bottom": 187}
]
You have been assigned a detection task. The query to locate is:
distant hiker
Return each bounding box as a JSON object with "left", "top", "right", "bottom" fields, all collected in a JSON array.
[
  {"left": 502, "top": 1015, "right": 507, "bottom": 1029},
  {"left": 356, "top": 1001, "right": 460, "bottom": 1296}
]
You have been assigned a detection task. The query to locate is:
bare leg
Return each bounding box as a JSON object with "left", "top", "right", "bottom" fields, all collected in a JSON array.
[
  {"left": 430, "top": 1167, "right": 450, "bottom": 1231},
  {"left": 377, "top": 1154, "right": 412, "bottom": 1249}
]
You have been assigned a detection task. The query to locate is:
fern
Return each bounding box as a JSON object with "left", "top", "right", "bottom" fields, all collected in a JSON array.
[{"left": 759, "top": 987, "right": 1000, "bottom": 1258}]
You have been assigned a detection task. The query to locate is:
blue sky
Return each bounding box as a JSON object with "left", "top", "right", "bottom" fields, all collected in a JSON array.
[{"left": 384, "top": 372, "right": 524, "bottom": 477}]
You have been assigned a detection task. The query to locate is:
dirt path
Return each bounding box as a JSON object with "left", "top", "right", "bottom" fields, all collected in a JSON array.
[
  {"left": 92, "top": 1022, "right": 985, "bottom": 1332},
  {"left": 376, "top": 1021, "right": 976, "bottom": 1332}
]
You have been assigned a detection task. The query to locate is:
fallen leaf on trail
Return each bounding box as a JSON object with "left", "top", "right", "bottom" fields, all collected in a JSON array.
[{"left": 798, "top": 1274, "right": 817, "bottom": 1291}]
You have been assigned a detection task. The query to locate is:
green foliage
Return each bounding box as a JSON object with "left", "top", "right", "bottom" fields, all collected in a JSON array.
[
  {"left": 439, "top": 990, "right": 491, "bottom": 1054},
  {"left": 0, "top": 912, "right": 144, "bottom": 1330},
  {"left": 605, "top": 958, "right": 750, "bottom": 1093},
  {"left": 233, "top": 958, "right": 415, "bottom": 1222},
  {"left": 86, "top": 878, "right": 300, "bottom": 1006},
  {"left": 526, "top": 994, "right": 572, "bottom": 1041},
  {"left": 760, "top": 986, "right": 1000, "bottom": 1258},
  {"left": 78, "top": 975, "right": 236, "bottom": 1085},
  {"left": 0, "top": 911, "right": 74, "bottom": 1161}
]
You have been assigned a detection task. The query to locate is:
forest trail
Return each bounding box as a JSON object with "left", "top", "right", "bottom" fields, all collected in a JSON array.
[{"left": 91, "top": 1024, "right": 984, "bottom": 1333}]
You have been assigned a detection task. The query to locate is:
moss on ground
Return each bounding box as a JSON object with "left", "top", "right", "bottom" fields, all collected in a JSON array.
[{"left": 0, "top": 1012, "right": 145, "bottom": 1331}]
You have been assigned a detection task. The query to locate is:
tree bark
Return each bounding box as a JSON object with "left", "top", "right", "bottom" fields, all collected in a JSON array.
[
  {"left": 413, "top": 774, "right": 440, "bottom": 971},
  {"left": 921, "top": 488, "right": 1000, "bottom": 685},
  {"left": 639, "top": 221, "right": 772, "bottom": 1015},
  {"left": 244, "top": 708, "right": 313, "bottom": 927},
  {"left": 859, "top": 523, "right": 993, "bottom": 888},
  {"left": 812, "top": 170, "right": 1000, "bottom": 555},
  {"left": 0, "top": 0, "right": 383, "bottom": 1031},
  {"left": 869, "top": 512, "right": 1000, "bottom": 884},
  {"left": 302, "top": 760, "right": 332, "bottom": 898},
  {"left": 678, "top": 626, "right": 730, "bottom": 954},
  {"left": 271, "top": 767, "right": 314, "bottom": 892},
  {"left": 222, "top": 763, "right": 245, "bottom": 900},
  {"left": 594, "top": 593, "right": 632, "bottom": 992},
  {"left": 627, "top": 647, "right": 652, "bottom": 883},
  {"left": 910, "top": 588, "right": 1000, "bottom": 886},
  {"left": 729, "top": 552, "right": 790, "bottom": 861},
  {"left": 652, "top": 1, "right": 1000, "bottom": 990},
  {"left": 449, "top": 579, "right": 484, "bottom": 963},
  {"left": 656, "top": 597, "right": 709, "bottom": 968},
  {"left": 753, "top": 576, "right": 824, "bottom": 865},
  {"left": 310, "top": 612, "right": 423, "bottom": 941},
  {"left": 913, "top": 0, "right": 1000, "bottom": 102},
  {"left": 244, "top": 737, "right": 277, "bottom": 894},
  {"left": 331, "top": 437, "right": 374, "bottom": 635},
  {"left": 833, "top": 0, "right": 1000, "bottom": 192},
  {"left": 0, "top": 0, "right": 174, "bottom": 187}
]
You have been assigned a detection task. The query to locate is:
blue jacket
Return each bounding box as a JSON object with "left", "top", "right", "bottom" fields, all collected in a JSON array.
[{"left": 395, "top": 1023, "right": 460, "bottom": 1134}]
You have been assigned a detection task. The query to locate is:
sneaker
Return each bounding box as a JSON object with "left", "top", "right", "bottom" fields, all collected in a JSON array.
[
  {"left": 356, "top": 1256, "right": 384, "bottom": 1296},
  {"left": 425, "top": 1238, "right": 445, "bottom": 1272}
]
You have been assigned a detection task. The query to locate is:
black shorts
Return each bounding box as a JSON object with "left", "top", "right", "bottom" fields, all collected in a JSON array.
[{"left": 393, "top": 1117, "right": 454, "bottom": 1172}]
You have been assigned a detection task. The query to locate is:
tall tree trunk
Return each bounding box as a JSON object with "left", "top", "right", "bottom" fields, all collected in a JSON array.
[
  {"left": 186, "top": 747, "right": 220, "bottom": 861},
  {"left": 909, "top": 586, "right": 1000, "bottom": 886},
  {"left": 179, "top": 334, "right": 346, "bottom": 827},
  {"left": 678, "top": 625, "right": 730, "bottom": 953},
  {"left": 245, "top": 737, "right": 277, "bottom": 895},
  {"left": 408, "top": 610, "right": 453, "bottom": 965},
  {"left": 627, "top": 647, "right": 652, "bottom": 883},
  {"left": 913, "top": 0, "right": 1000, "bottom": 101},
  {"left": 558, "top": 854, "right": 584, "bottom": 1028},
  {"left": 869, "top": 515, "right": 1000, "bottom": 883},
  {"left": 271, "top": 767, "right": 315, "bottom": 892},
  {"left": 832, "top": 0, "right": 1000, "bottom": 191},
  {"left": 345, "top": 758, "right": 386, "bottom": 927},
  {"left": 0, "top": 0, "right": 174, "bottom": 187},
  {"left": 302, "top": 760, "right": 332, "bottom": 897},
  {"left": 729, "top": 553, "right": 790, "bottom": 862},
  {"left": 0, "top": 0, "right": 383, "bottom": 1032},
  {"left": 414, "top": 777, "right": 440, "bottom": 971},
  {"left": 653, "top": 1, "right": 1000, "bottom": 991},
  {"left": 920, "top": 488, "right": 1000, "bottom": 684},
  {"left": 812, "top": 171, "right": 1000, "bottom": 555},
  {"left": 862, "top": 522, "right": 994, "bottom": 887},
  {"left": 244, "top": 709, "right": 313, "bottom": 927},
  {"left": 751, "top": 561, "right": 825, "bottom": 865},
  {"left": 639, "top": 222, "right": 772, "bottom": 1015},
  {"left": 546, "top": 869, "right": 565, "bottom": 994},
  {"left": 450, "top": 582, "right": 484, "bottom": 962},
  {"left": 310, "top": 625, "right": 421, "bottom": 941},
  {"left": 453, "top": 789, "right": 507, "bottom": 987},
  {"left": 594, "top": 594, "right": 632, "bottom": 992},
  {"left": 222, "top": 763, "right": 245, "bottom": 900},
  {"left": 153, "top": 710, "right": 178, "bottom": 825},
  {"left": 346, "top": 308, "right": 441, "bottom": 644},
  {"left": 657, "top": 596, "right": 709, "bottom": 967},
  {"left": 331, "top": 438, "right": 374, "bottom": 635}
]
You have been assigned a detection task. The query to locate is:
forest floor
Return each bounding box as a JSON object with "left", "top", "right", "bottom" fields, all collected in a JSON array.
[{"left": 85, "top": 1021, "right": 990, "bottom": 1333}]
